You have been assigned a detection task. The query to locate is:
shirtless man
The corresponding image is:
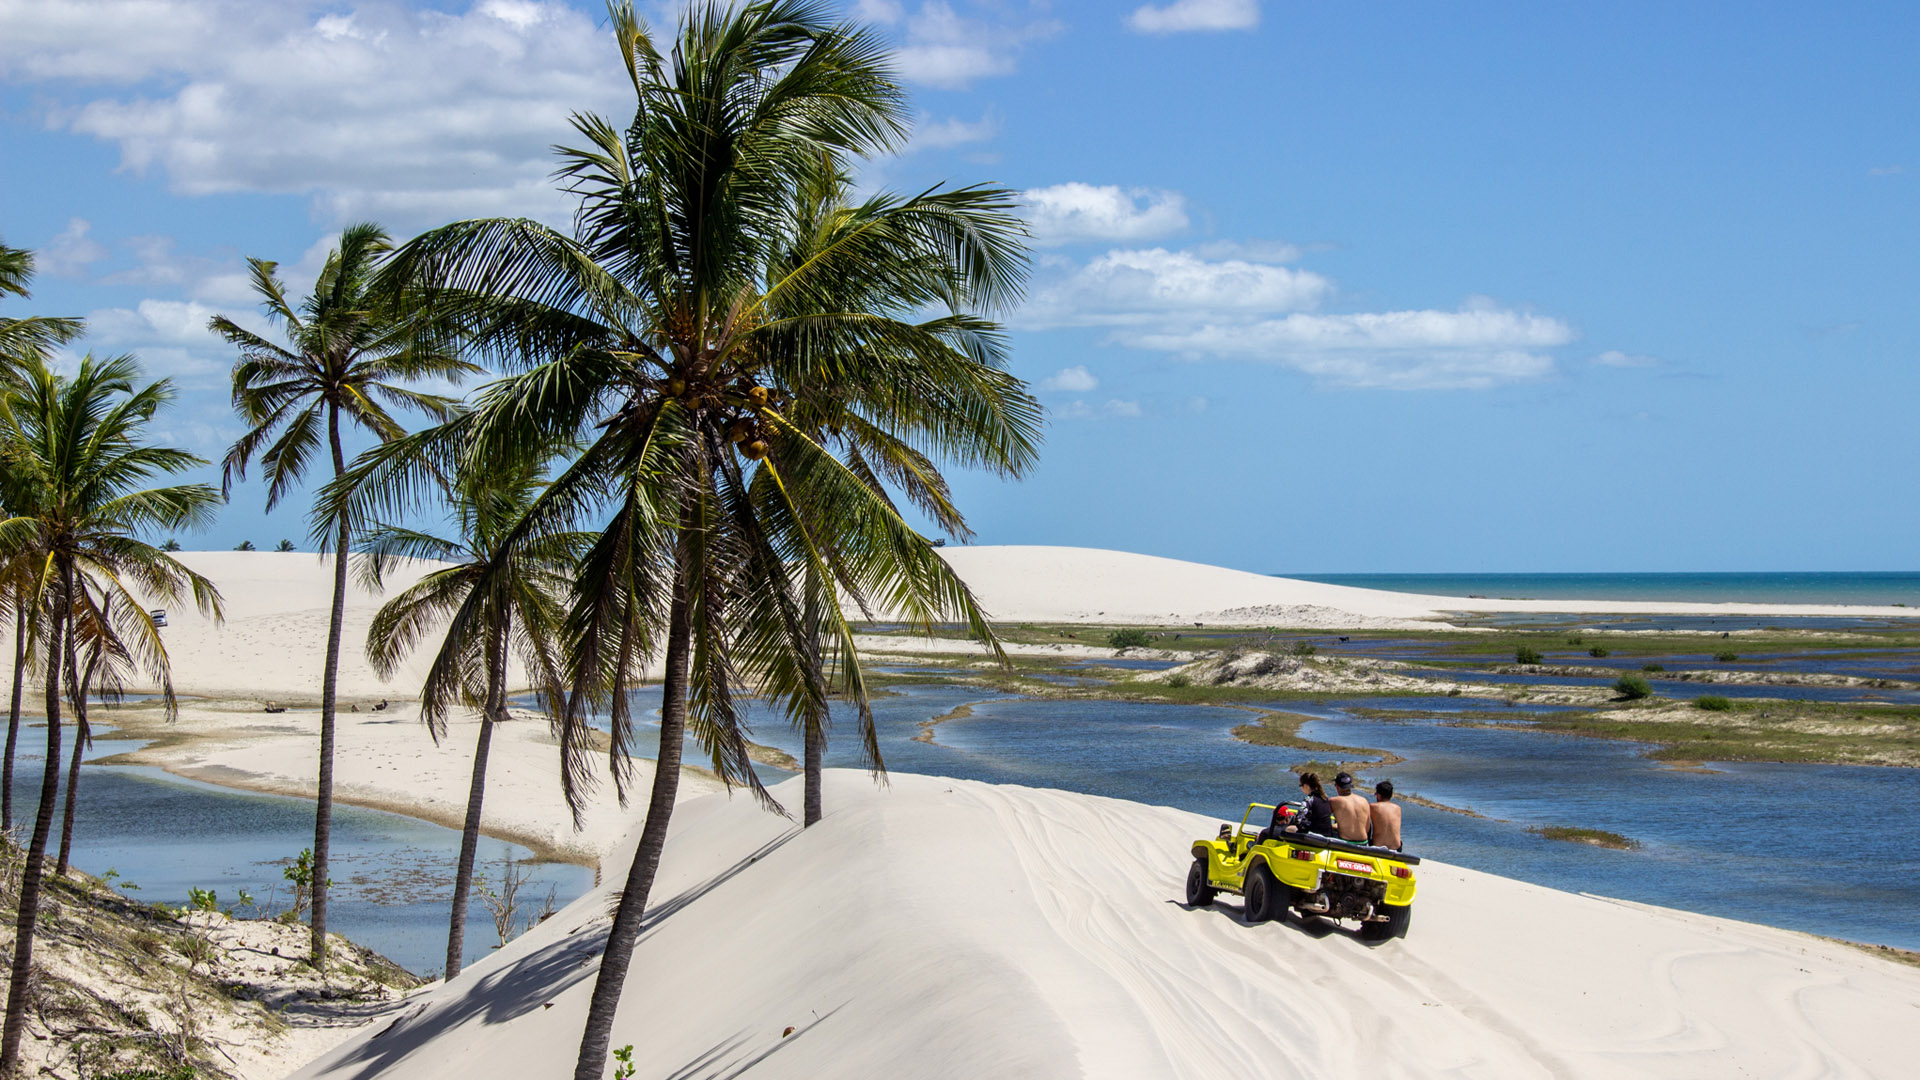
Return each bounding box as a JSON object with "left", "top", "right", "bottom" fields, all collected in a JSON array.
[
  {"left": 1328, "top": 772, "right": 1373, "bottom": 844},
  {"left": 1369, "top": 780, "right": 1403, "bottom": 851}
]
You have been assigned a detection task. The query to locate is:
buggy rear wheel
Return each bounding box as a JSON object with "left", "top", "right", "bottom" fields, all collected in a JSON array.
[
  {"left": 1244, "top": 864, "right": 1281, "bottom": 923},
  {"left": 1186, "top": 858, "right": 1218, "bottom": 907},
  {"left": 1361, "top": 902, "right": 1412, "bottom": 941}
]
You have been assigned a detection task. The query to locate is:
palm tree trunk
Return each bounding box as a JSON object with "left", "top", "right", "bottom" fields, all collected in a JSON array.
[
  {"left": 0, "top": 560, "right": 68, "bottom": 1075},
  {"left": 801, "top": 573, "right": 825, "bottom": 827},
  {"left": 571, "top": 546, "right": 693, "bottom": 1080},
  {"left": 55, "top": 650, "right": 97, "bottom": 877},
  {"left": 3, "top": 601, "right": 25, "bottom": 836},
  {"left": 311, "top": 402, "right": 350, "bottom": 967},
  {"left": 445, "top": 612, "right": 509, "bottom": 981}
]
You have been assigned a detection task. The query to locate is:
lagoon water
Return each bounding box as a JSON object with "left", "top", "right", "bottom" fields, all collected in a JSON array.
[
  {"left": 613, "top": 682, "right": 1920, "bottom": 952},
  {"left": 1289, "top": 570, "right": 1920, "bottom": 607},
  {"left": 14, "top": 733, "right": 593, "bottom": 977}
]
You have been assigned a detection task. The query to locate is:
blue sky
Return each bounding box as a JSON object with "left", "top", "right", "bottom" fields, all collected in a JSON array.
[{"left": 3, "top": 0, "right": 1914, "bottom": 572}]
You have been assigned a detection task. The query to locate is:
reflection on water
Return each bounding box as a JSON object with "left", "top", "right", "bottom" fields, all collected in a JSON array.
[
  {"left": 601, "top": 683, "right": 1920, "bottom": 951},
  {"left": 13, "top": 732, "right": 592, "bottom": 977}
]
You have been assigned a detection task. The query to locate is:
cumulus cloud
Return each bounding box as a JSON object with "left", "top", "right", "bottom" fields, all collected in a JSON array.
[
  {"left": 1022, "top": 247, "right": 1331, "bottom": 329},
  {"left": 1126, "top": 0, "right": 1261, "bottom": 35},
  {"left": 862, "top": 1, "right": 1061, "bottom": 90},
  {"left": 38, "top": 217, "right": 109, "bottom": 277},
  {"left": 1023, "top": 183, "right": 1190, "bottom": 246},
  {"left": 1038, "top": 364, "right": 1099, "bottom": 392},
  {"left": 1130, "top": 306, "right": 1573, "bottom": 390},
  {"left": 1019, "top": 232, "right": 1575, "bottom": 390},
  {"left": 4, "top": 0, "right": 624, "bottom": 226}
]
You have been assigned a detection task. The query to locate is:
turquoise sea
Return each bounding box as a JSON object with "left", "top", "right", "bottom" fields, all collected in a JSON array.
[{"left": 1285, "top": 571, "right": 1920, "bottom": 607}]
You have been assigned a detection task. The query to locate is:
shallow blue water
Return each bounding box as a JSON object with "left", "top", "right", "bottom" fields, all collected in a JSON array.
[
  {"left": 1288, "top": 571, "right": 1920, "bottom": 607},
  {"left": 602, "top": 685, "right": 1920, "bottom": 950},
  {"left": 11, "top": 727, "right": 593, "bottom": 977}
]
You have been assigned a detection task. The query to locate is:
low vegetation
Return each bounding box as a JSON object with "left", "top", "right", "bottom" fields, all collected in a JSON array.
[
  {"left": 1613, "top": 674, "right": 1652, "bottom": 700},
  {"left": 1515, "top": 646, "right": 1544, "bottom": 665},
  {"left": 1529, "top": 826, "right": 1639, "bottom": 850},
  {"left": 1695, "top": 695, "right": 1733, "bottom": 712},
  {"left": 1107, "top": 628, "right": 1151, "bottom": 650}
]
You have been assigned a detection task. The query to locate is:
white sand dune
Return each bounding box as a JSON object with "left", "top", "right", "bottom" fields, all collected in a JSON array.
[{"left": 294, "top": 771, "right": 1920, "bottom": 1080}]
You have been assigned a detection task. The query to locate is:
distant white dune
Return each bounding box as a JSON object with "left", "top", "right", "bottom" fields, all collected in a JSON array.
[{"left": 933, "top": 545, "right": 1917, "bottom": 626}]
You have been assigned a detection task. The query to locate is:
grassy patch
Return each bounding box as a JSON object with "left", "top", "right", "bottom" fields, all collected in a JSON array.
[{"left": 1529, "top": 825, "right": 1639, "bottom": 850}]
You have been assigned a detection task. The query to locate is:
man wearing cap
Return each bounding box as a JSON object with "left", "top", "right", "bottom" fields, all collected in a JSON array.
[{"left": 1328, "top": 772, "right": 1373, "bottom": 844}]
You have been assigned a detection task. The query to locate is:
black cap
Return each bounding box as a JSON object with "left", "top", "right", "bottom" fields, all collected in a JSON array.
[{"left": 1334, "top": 772, "right": 1355, "bottom": 789}]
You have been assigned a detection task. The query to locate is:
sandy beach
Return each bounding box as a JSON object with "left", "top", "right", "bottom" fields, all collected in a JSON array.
[{"left": 12, "top": 548, "right": 1920, "bottom": 1078}]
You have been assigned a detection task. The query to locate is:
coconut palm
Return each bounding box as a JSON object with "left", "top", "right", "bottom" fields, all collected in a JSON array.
[
  {"left": 211, "top": 224, "right": 477, "bottom": 964},
  {"left": 362, "top": 4, "right": 1038, "bottom": 1073},
  {"left": 55, "top": 581, "right": 137, "bottom": 877},
  {"left": 1, "top": 240, "right": 82, "bottom": 835},
  {"left": 0, "top": 240, "right": 83, "bottom": 365},
  {"left": 0, "top": 353, "right": 223, "bottom": 1075},
  {"left": 355, "top": 443, "right": 578, "bottom": 980}
]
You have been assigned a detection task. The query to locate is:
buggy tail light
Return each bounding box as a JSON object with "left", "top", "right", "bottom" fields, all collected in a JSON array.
[
  {"left": 1290, "top": 849, "right": 1317, "bottom": 861},
  {"left": 1390, "top": 866, "right": 1413, "bottom": 879}
]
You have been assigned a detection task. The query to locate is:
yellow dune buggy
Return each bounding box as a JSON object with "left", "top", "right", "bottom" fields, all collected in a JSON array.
[{"left": 1186, "top": 802, "right": 1417, "bottom": 940}]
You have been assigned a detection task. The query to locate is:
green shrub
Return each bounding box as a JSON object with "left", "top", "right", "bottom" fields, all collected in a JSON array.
[
  {"left": 1166, "top": 673, "right": 1191, "bottom": 689},
  {"left": 102, "top": 1069, "right": 195, "bottom": 1080},
  {"left": 1514, "top": 645, "right": 1543, "bottom": 665},
  {"left": 1107, "top": 628, "right": 1150, "bottom": 650},
  {"left": 1613, "top": 674, "right": 1652, "bottom": 700},
  {"left": 1588, "top": 646, "right": 1610, "bottom": 658},
  {"left": 1642, "top": 663, "right": 1665, "bottom": 672},
  {"left": 1566, "top": 635, "right": 1583, "bottom": 645},
  {"left": 1714, "top": 651, "right": 1739, "bottom": 662},
  {"left": 1288, "top": 639, "right": 1317, "bottom": 658},
  {"left": 1695, "top": 695, "right": 1733, "bottom": 712}
]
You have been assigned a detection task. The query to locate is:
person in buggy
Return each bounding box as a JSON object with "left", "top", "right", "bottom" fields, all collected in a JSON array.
[{"left": 1259, "top": 771, "right": 1335, "bottom": 841}]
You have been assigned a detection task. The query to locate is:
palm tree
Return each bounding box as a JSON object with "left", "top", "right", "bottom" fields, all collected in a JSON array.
[
  {"left": 1, "top": 240, "right": 82, "bottom": 837},
  {"left": 0, "top": 353, "right": 222, "bottom": 1075},
  {"left": 368, "top": 5, "right": 1038, "bottom": 1073},
  {"left": 355, "top": 445, "right": 577, "bottom": 980},
  {"left": 0, "top": 240, "right": 83, "bottom": 364},
  {"left": 276, "top": 539, "right": 297, "bottom": 552},
  {"left": 56, "top": 581, "right": 137, "bottom": 877},
  {"left": 211, "top": 224, "right": 477, "bottom": 964}
]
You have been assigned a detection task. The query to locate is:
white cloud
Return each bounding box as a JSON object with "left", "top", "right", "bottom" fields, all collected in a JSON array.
[
  {"left": 39, "top": 217, "right": 109, "bottom": 277},
  {"left": 6, "top": 0, "right": 623, "bottom": 227},
  {"left": 884, "top": 2, "right": 1061, "bottom": 90},
  {"left": 1592, "top": 349, "right": 1659, "bottom": 368},
  {"left": 1126, "top": 0, "right": 1261, "bottom": 35},
  {"left": 1022, "top": 247, "right": 1331, "bottom": 329},
  {"left": 1867, "top": 164, "right": 1906, "bottom": 177},
  {"left": 1131, "top": 307, "right": 1574, "bottom": 390},
  {"left": 1023, "top": 183, "right": 1190, "bottom": 247},
  {"left": 1185, "top": 395, "right": 1208, "bottom": 413},
  {"left": 1038, "top": 364, "right": 1098, "bottom": 392},
  {"left": 911, "top": 109, "right": 1000, "bottom": 151},
  {"left": 81, "top": 298, "right": 235, "bottom": 377}
]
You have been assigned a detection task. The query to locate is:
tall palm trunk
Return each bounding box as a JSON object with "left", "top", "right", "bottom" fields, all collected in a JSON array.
[
  {"left": 445, "top": 612, "right": 509, "bottom": 981},
  {"left": 0, "top": 560, "right": 68, "bottom": 1075},
  {"left": 55, "top": 649, "right": 98, "bottom": 877},
  {"left": 3, "top": 601, "right": 25, "bottom": 835},
  {"left": 801, "top": 575, "right": 825, "bottom": 827},
  {"left": 572, "top": 546, "right": 693, "bottom": 1080},
  {"left": 311, "top": 402, "right": 350, "bottom": 966}
]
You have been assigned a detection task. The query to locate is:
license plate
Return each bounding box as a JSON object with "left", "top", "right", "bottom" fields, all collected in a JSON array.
[{"left": 1335, "top": 858, "right": 1375, "bottom": 874}]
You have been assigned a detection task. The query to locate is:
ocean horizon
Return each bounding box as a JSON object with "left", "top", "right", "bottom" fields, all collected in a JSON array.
[{"left": 1282, "top": 571, "right": 1920, "bottom": 607}]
